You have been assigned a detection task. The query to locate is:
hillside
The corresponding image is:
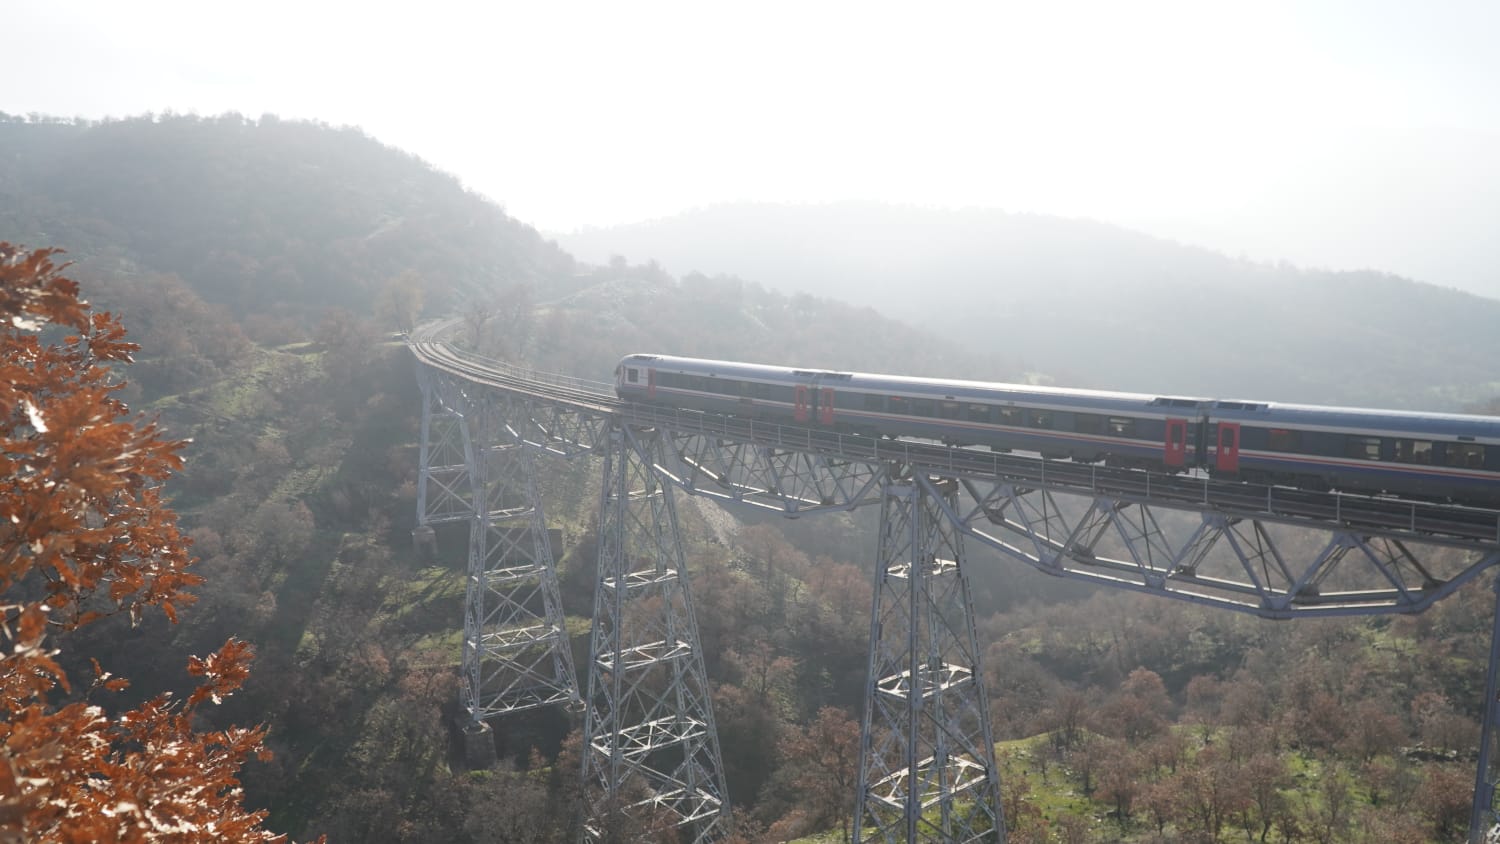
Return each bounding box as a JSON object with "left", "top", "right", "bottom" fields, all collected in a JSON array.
[
  {"left": 558, "top": 202, "right": 1500, "bottom": 409},
  {"left": 0, "top": 112, "right": 579, "bottom": 324},
  {"left": 1, "top": 115, "right": 1493, "bottom": 843}
]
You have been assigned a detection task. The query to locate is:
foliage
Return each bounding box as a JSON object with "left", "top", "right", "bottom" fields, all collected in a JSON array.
[
  {"left": 2, "top": 114, "right": 1495, "bottom": 843},
  {"left": 0, "top": 244, "right": 292, "bottom": 842}
]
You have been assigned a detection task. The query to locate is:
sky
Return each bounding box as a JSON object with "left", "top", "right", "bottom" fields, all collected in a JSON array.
[{"left": 8, "top": 0, "right": 1500, "bottom": 296}]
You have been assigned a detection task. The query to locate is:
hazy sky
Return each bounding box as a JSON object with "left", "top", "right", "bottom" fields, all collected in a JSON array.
[{"left": 9, "top": 1, "right": 1500, "bottom": 296}]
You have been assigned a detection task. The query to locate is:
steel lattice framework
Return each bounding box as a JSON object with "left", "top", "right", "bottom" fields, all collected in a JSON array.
[
  {"left": 409, "top": 327, "right": 1500, "bottom": 844},
  {"left": 416, "top": 368, "right": 580, "bottom": 721},
  {"left": 856, "top": 472, "right": 1003, "bottom": 843},
  {"left": 580, "top": 424, "right": 729, "bottom": 842}
]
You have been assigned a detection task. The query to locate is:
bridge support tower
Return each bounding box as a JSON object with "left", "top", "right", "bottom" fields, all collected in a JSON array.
[
  {"left": 581, "top": 424, "right": 729, "bottom": 842},
  {"left": 414, "top": 369, "right": 580, "bottom": 763},
  {"left": 856, "top": 470, "right": 1004, "bottom": 843},
  {"left": 461, "top": 433, "right": 579, "bottom": 721}
]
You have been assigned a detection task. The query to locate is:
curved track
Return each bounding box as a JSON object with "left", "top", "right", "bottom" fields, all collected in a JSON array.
[
  {"left": 409, "top": 320, "right": 1500, "bottom": 841},
  {"left": 410, "top": 325, "right": 1500, "bottom": 549}
]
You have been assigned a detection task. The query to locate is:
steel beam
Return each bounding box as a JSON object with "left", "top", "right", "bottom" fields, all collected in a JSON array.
[
  {"left": 414, "top": 367, "right": 476, "bottom": 527},
  {"left": 855, "top": 469, "right": 1003, "bottom": 843},
  {"left": 949, "top": 480, "right": 1500, "bottom": 618},
  {"left": 581, "top": 424, "right": 729, "bottom": 843},
  {"left": 458, "top": 392, "right": 580, "bottom": 722},
  {"left": 656, "top": 431, "right": 886, "bottom": 515}
]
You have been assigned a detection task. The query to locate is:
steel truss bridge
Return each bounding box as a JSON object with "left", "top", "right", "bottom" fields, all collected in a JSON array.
[{"left": 408, "top": 325, "right": 1500, "bottom": 844}]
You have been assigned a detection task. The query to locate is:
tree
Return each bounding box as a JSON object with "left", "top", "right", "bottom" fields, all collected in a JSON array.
[
  {"left": 374, "top": 270, "right": 424, "bottom": 334},
  {"left": 1237, "top": 751, "right": 1291, "bottom": 843},
  {"left": 1099, "top": 667, "right": 1170, "bottom": 742},
  {"left": 0, "top": 245, "right": 291, "bottom": 842},
  {"left": 1416, "top": 763, "right": 1473, "bottom": 841},
  {"left": 1338, "top": 698, "right": 1405, "bottom": 762},
  {"left": 1094, "top": 739, "right": 1142, "bottom": 821},
  {"left": 777, "top": 706, "right": 861, "bottom": 839},
  {"left": 461, "top": 294, "right": 496, "bottom": 350}
]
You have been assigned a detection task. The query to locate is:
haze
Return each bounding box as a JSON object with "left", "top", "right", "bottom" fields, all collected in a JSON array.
[{"left": 9, "top": 0, "right": 1499, "bottom": 296}]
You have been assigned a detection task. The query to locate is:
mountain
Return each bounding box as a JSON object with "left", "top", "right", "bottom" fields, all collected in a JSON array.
[
  {"left": 557, "top": 202, "right": 1500, "bottom": 410},
  {"left": 3, "top": 114, "right": 1494, "bottom": 843},
  {"left": 0, "top": 112, "right": 580, "bottom": 322}
]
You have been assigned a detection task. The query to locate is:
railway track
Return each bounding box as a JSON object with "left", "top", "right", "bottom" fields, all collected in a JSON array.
[{"left": 407, "top": 325, "right": 1500, "bottom": 548}]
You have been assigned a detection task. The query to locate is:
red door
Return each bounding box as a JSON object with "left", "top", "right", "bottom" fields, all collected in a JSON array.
[
  {"left": 1216, "top": 422, "right": 1241, "bottom": 473},
  {"left": 1164, "top": 418, "right": 1188, "bottom": 468},
  {"left": 794, "top": 385, "right": 810, "bottom": 423},
  {"left": 819, "top": 388, "right": 835, "bottom": 425},
  {"left": 647, "top": 368, "right": 657, "bottom": 400}
]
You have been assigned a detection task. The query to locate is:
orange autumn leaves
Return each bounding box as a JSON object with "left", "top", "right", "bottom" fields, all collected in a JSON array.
[{"left": 0, "top": 244, "right": 290, "bottom": 842}]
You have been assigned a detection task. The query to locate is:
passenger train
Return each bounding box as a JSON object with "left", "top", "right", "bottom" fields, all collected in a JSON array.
[{"left": 615, "top": 354, "right": 1500, "bottom": 508}]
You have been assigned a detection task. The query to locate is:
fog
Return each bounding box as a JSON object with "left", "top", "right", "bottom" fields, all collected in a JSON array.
[{"left": 10, "top": 0, "right": 1499, "bottom": 295}]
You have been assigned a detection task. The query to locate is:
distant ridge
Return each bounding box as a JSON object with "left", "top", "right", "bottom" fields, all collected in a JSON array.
[{"left": 557, "top": 202, "right": 1500, "bottom": 410}]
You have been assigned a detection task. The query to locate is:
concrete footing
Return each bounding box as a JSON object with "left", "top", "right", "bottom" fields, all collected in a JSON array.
[
  {"left": 462, "top": 720, "right": 496, "bottom": 769},
  {"left": 411, "top": 525, "right": 437, "bottom": 561}
]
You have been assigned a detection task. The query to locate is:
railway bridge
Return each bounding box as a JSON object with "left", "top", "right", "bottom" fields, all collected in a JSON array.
[{"left": 408, "top": 322, "right": 1500, "bottom": 843}]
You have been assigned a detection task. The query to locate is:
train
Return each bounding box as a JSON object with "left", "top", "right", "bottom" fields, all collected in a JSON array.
[{"left": 614, "top": 353, "right": 1500, "bottom": 508}]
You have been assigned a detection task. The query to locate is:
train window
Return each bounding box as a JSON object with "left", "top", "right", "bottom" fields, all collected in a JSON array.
[
  {"left": 864, "top": 394, "right": 885, "bottom": 412},
  {"left": 1074, "top": 414, "right": 1103, "bottom": 434},
  {"left": 754, "top": 382, "right": 773, "bottom": 399},
  {"left": 998, "top": 407, "right": 1021, "bottom": 425},
  {"left": 1107, "top": 417, "right": 1136, "bottom": 437},
  {"left": 1345, "top": 436, "right": 1381, "bottom": 461},
  {"left": 627, "top": 369, "right": 638, "bottom": 383},
  {"left": 938, "top": 401, "right": 961, "bottom": 420},
  {"left": 719, "top": 379, "right": 743, "bottom": 395},
  {"left": 1029, "top": 410, "right": 1053, "bottom": 429},
  {"left": 967, "top": 404, "right": 991, "bottom": 423},
  {"left": 888, "top": 396, "right": 909, "bottom": 414},
  {"left": 689, "top": 376, "right": 707, "bottom": 392},
  {"left": 1394, "top": 439, "right": 1433, "bottom": 464},
  {"left": 912, "top": 399, "right": 935, "bottom": 417},
  {"left": 1447, "top": 443, "right": 1485, "bottom": 469},
  {"left": 1267, "top": 429, "right": 1302, "bottom": 452}
]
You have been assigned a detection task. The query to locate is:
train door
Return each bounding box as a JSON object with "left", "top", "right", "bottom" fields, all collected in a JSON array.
[
  {"left": 1164, "top": 418, "right": 1188, "bottom": 468},
  {"left": 1215, "top": 422, "right": 1241, "bottom": 473},
  {"left": 647, "top": 368, "right": 657, "bottom": 400},
  {"left": 794, "top": 385, "right": 810, "bottom": 423},
  {"left": 818, "top": 388, "right": 835, "bottom": 425}
]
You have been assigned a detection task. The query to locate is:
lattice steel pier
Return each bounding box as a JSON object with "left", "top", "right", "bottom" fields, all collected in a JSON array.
[
  {"left": 856, "top": 471, "right": 1003, "bottom": 843},
  {"left": 580, "top": 424, "right": 729, "bottom": 842},
  {"left": 414, "top": 367, "right": 580, "bottom": 736}
]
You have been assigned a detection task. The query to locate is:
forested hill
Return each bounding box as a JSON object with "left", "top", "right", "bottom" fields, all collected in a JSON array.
[
  {"left": 558, "top": 202, "right": 1500, "bottom": 410},
  {"left": 0, "top": 114, "right": 1014, "bottom": 388},
  {"left": 0, "top": 112, "right": 578, "bottom": 321},
  {"left": 5, "top": 114, "right": 1496, "bottom": 842}
]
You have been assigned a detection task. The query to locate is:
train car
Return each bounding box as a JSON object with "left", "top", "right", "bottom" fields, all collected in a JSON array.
[
  {"left": 615, "top": 353, "right": 1208, "bottom": 467},
  {"left": 1205, "top": 401, "right": 1500, "bottom": 503},
  {"left": 615, "top": 354, "right": 1500, "bottom": 507}
]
